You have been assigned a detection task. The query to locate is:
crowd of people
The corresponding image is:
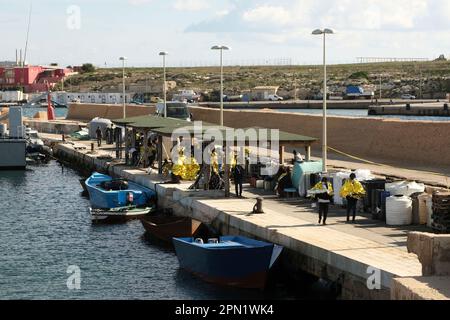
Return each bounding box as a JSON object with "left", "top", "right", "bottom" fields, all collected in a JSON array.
[{"left": 93, "top": 130, "right": 366, "bottom": 225}]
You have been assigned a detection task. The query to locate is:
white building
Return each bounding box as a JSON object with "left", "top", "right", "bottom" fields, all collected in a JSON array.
[{"left": 52, "top": 92, "right": 132, "bottom": 105}]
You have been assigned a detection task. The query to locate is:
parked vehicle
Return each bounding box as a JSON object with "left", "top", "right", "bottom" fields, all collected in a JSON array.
[
  {"left": 172, "top": 90, "right": 200, "bottom": 103},
  {"left": 150, "top": 96, "right": 162, "bottom": 103},
  {"left": 345, "top": 85, "right": 374, "bottom": 100},
  {"left": 156, "top": 102, "right": 192, "bottom": 121},
  {"left": 267, "top": 94, "right": 284, "bottom": 101},
  {"left": 401, "top": 94, "right": 416, "bottom": 100}
]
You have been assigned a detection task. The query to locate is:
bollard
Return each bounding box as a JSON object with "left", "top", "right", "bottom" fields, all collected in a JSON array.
[
  {"left": 62, "top": 134, "right": 65, "bottom": 142},
  {"left": 253, "top": 197, "right": 264, "bottom": 214},
  {"left": 91, "top": 143, "right": 94, "bottom": 152}
]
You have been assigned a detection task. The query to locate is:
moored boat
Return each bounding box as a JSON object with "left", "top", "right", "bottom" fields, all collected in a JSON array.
[
  {"left": 140, "top": 215, "right": 205, "bottom": 243},
  {"left": 85, "top": 172, "right": 155, "bottom": 208},
  {"left": 173, "top": 236, "right": 283, "bottom": 289},
  {"left": 85, "top": 172, "right": 156, "bottom": 222},
  {"left": 90, "top": 206, "right": 154, "bottom": 223}
]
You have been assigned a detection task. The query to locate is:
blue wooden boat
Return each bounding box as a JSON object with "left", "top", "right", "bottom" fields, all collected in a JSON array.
[
  {"left": 173, "top": 236, "right": 283, "bottom": 289},
  {"left": 85, "top": 172, "right": 156, "bottom": 221}
]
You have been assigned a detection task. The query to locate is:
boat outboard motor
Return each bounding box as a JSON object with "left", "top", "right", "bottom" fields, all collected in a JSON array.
[{"left": 126, "top": 192, "right": 134, "bottom": 205}]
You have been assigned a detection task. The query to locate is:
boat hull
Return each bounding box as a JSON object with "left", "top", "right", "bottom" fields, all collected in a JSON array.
[
  {"left": 173, "top": 236, "right": 283, "bottom": 289},
  {"left": 90, "top": 206, "right": 154, "bottom": 224},
  {"left": 85, "top": 173, "right": 155, "bottom": 209},
  {"left": 141, "top": 216, "right": 204, "bottom": 243}
]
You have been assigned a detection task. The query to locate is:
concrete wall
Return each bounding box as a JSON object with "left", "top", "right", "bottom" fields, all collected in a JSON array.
[
  {"left": 189, "top": 106, "right": 450, "bottom": 169},
  {"left": 67, "top": 103, "right": 156, "bottom": 121},
  {"left": 66, "top": 103, "right": 450, "bottom": 169}
]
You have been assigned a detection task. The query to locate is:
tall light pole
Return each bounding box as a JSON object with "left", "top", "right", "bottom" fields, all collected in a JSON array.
[
  {"left": 379, "top": 73, "right": 382, "bottom": 100},
  {"left": 312, "top": 28, "right": 334, "bottom": 173},
  {"left": 119, "top": 56, "right": 127, "bottom": 118},
  {"left": 211, "top": 45, "right": 230, "bottom": 126},
  {"left": 159, "top": 51, "right": 169, "bottom": 118}
]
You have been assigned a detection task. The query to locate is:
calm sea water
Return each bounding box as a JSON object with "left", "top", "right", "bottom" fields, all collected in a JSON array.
[
  {"left": 0, "top": 161, "right": 311, "bottom": 300},
  {"left": 23, "top": 107, "right": 450, "bottom": 122},
  {"left": 23, "top": 107, "right": 67, "bottom": 119},
  {"left": 274, "top": 109, "right": 450, "bottom": 122}
]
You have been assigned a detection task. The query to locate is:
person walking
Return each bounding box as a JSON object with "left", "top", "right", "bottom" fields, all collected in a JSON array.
[
  {"left": 340, "top": 173, "right": 366, "bottom": 223},
  {"left": 310, "top": 177, "right": 334, "bottom": 225},
  {"left": 95, "top": 126, "right": 103, "bottom": 147},
  {"left": 232, "top": 163, "right": 245, "bottom": 198}
]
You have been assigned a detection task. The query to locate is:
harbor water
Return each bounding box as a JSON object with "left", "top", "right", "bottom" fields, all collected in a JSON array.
[
  {"left": 0, "top": 161, "right": 318, "bottom": 300},
  {"left": 22, "top": 107, "right": 450, "bottom": 122}
]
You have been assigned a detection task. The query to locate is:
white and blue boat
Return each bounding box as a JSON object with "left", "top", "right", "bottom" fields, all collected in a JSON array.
[
  {"left": 173, "top": 236, "right": 283, "bottom": 289},
  {"left": 85, "top": 172, "right": 156, "bottom": 222}
]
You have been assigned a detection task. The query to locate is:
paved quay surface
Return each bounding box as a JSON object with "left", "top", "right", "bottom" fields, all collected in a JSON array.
[{"left": 42, "top": 135, "right": 431, "bottom": 293}]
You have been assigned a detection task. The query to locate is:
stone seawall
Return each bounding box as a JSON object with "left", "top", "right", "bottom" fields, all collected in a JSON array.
[
  {"left": 65, "top": 103, "right": 450, "bottom": 170},
  {"left": 67, "top": 103, "right": 156, "bottom": 121},
  {"left": 189, "top": 106, "right": 450, "bottom": 169}
]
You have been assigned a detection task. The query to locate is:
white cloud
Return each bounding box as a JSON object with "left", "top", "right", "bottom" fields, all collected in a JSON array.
[
  {"left": 242, "top": 5, "right": 293, "bottom": 26},
  {"left": 173, "top": 0, "right": 210, "bottom": 12},
  {"left": 128, "top": 0, "right": 153, "bottom": 5}
]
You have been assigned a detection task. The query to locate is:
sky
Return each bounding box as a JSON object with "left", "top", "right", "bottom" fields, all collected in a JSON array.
[{"left": 1, "top": 0, "right": 449, "bottom": 67}]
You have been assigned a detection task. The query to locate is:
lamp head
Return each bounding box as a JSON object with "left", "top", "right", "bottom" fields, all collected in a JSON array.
[
  {"left": 119, "top": 56, "right": 127, "bottom": 61},
  {"left": 211, "top": 45, "right": 230, "bottom": 50},
  {"left": 159, "top": 51, "right": 169, "bottom": 56},
  {"left": 312, "top": 28, "right": 334, "bottom": 35}
]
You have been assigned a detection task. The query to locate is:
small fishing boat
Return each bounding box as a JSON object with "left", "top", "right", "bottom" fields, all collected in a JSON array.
[
  {"left": 173, "top": 236, "right": 283, "bottom": 289},
  {"left": 140, "top": 215, "right": 205, "bottom": 243},
  {"left": 90, "top": 206, "right": 154, "bottom": 223},
  {"left": 85, "top": 172, "right": 156, "bottom": 222}
]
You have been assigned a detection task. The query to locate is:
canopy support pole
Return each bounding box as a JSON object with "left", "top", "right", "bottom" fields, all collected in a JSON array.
[
  {"left": 224, "top": 141, "right": 231, "bottom": 198},
  {"left": 158, "top": 135, "right": 163, "bottom": 175},
  {"left": 305, "top": 145, "right": 311, "bottom": 162}
]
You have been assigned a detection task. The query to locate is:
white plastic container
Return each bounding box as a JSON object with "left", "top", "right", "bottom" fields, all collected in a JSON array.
[
  {"left": 386, "top": 195, "right": 413, "bottom": 226},
  {"left": 355, "top": 169, "right": 374, "bottom": 181},
  {"left": 386, "top": 181, "right": 425, "bottom": 197}
]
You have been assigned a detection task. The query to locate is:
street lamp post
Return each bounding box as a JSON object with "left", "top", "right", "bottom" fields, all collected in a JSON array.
[
  {"left": 211, "top": 45, "right": 230, "bottom": 126},
  {"left": 312, "top": 28, "right": 334, "bottom": 173},
  {"left": 119, "top": 56, "right": 127, "bottom": 119},
  {"left": 159, "top": 51, "right": 169, "bottom": 118}
]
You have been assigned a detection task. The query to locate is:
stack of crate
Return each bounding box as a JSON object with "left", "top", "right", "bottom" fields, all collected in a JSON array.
[{"left": 432, "top": 192, "right": 450, "bottom": 233}]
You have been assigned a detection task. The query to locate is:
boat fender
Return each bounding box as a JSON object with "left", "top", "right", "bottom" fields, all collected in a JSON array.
[
  {"left": 195, "top": 238, "right": 204, "bottom": 244},
  {"left": 208, "top": 238, "right": 219, "bottom": 244}
]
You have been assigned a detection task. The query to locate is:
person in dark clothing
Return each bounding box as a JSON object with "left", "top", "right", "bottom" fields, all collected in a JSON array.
[
  {"left": 310, "top": 177, "right": 334, "bottom": 225},
  {"left": 277, "top": 167, "right": 293, "bottom": 198},
  {"left": 340, "top": 173, "right": 366, "bottom": 223},
  {"left": 95, "top": 127, "right": 103, "bottom": 147},
  {"left": 232, "top": 164, "right": 245, "bottom": 197}
]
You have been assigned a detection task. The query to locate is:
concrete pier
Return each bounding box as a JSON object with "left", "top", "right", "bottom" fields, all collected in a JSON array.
[
  {"left": 368, "top": 102, "right": 450, "bottom": 117},
  {"left": 49, "top": 138, "right": 428, "bottom": 300}
]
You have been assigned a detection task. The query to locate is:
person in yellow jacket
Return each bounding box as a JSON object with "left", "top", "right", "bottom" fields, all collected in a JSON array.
[
  {"left": 340, "top": 173, "right": 366, "bottom": 223},
  {"left": 310, "top": 177, "right": 334, "bottom": 225}
]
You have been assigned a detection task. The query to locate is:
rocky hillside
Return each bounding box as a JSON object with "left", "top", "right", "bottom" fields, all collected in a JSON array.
[{"left": 58, "top": 60, "right": 450, "bottom": 100}]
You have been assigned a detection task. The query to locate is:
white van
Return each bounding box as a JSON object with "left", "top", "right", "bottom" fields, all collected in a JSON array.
[{"left": 156, "top": 102, "right": 192, "bottom": 121}]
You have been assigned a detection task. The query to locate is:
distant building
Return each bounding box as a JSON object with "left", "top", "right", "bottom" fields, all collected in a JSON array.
[
  {"left": 117, "top": 81, "right": 177, "bottom": 95},
  {"left": 0, "top": 65, "right": 74, "bottom": 93},
  {"left": 250, "top": 86, "right": 279, "bottom": 101},
  {"left": 51, "top": 92, "right": 132, "bottom": 105}
]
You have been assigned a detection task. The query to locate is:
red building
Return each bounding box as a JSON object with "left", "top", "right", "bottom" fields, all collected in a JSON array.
[{"left": 0, "top": 65, "right": 73, "bottom": 93}]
